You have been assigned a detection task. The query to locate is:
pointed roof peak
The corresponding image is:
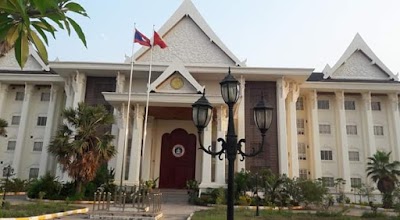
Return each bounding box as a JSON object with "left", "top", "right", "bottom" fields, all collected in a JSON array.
[
  {"left": 134, "top": 0, "right": 243, "bottom": 66},
  {"left": 323, "top": 33, "right": 398, "bottom": 80}
]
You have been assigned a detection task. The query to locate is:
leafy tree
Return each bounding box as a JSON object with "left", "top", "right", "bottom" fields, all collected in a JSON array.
[
  {"left": 48, "top": 103, "right": 116, "bottom": 193},
  {"left": 0, "top": 118, "right": 7, "bottom": 136},
  {"left": 297, "top": 179, "right": 328, "bottom": 208},
  {"left": 0, "top": 0, "right": 88, "bottom": 68},
  {"left": 366, "top": 151, "right": 400, "bottom": 208}
]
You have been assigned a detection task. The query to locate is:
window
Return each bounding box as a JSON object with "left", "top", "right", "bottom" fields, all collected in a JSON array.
[
  {"left": 296, "top": 97, "right": 304, "bottom": 110},
  {"left": 33, "top": 142, "right": 43, "bottom": 152},
  {"left": 40, "top": 92, "right": 50, "bottom": 101},
  {"left": 371, "top": 101, "right": 381, "bottom": 111},
  {"left": 318, "top": 100, "right": 330, "bottom": 109},
  {"left": 298, "top": 143, "right": 306, "bottom": 160},
  {"left": 344, "top": 100, "right": 356, "bottom": 110},
  {"left": 319, "top": 124, "right": 331, "bottom": 134},
  {"left": 321, "top": 150, "right": 333, "bottom": 160},
  {"left": 11, "top": 115, "right": 20, "bottom": 125},
  {"left": 346, "top": 125, "right": 358, "bottom": 135},
  {"left": 374, "top": 126, "right": 384, "bottom": 136},
  {"left": 7, "top": 141, "right": 16, "bottom": 151},
  {"left": 351, "top": 178, "right": 362, "bottom": 188},
  {"left": 15, "top": 91, "right": 24, "bottom": 101},
  {"left": 29, "top": 168, "right": 39, "bottom": 179},
  {"left": 297, "top": 119, "right": 305, "bottom": 135},
  {"left": 349, "top": 151, "right": 360, "bottom": 161},
  {"left": 322, "top": 177, "right": 335, "bottom": 187},
  {"left": 37, "top": 116, "right": 47, "bottom": 126},
  {"left": 299, "top": 169, "right": 308, "bottom": 179}
]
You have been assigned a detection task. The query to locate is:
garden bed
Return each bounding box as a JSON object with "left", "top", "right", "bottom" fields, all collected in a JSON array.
[{"left": 0, "top": 202, "right": 84, "bottom": 218}]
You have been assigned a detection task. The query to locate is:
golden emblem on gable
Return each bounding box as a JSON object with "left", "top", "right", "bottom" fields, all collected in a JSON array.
[{"left": 170, "top": 76, "right": 184, "bottom": 90}]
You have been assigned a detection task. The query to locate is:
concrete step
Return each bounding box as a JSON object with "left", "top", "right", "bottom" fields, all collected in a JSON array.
[{"left": 159, "top": 189, "right": 189, "bottom": 204}]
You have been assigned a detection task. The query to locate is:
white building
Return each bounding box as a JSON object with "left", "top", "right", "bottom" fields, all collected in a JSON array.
[{"left": 1, "top": 0, "right": 399, "bottom": 192}]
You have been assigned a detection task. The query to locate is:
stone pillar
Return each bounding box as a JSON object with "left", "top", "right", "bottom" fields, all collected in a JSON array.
[
  {"left": 287, "top": 82, "right": 299, "bottom": 178},
  {"left": 13, "top": 83, "right": 34, "bottom": 177},
  {"left": 128, "top": 104, "right": 144, "bottom": 185},
  {"left": 39, "top": 84, "right": 59, "bottom": 176},
  {"left": 109, "top": 72, "right": 126, "bottom": 173},
  {"left": 335, "top": 91, "right": 351, "bottom": 192},
  {"left": 114, "top": 104, "right": 128, "bottom": 185},
  {"left": 200, "top": 119, "right": 212, "bottom": 188},
  {"left": 361, "top": 92, "right": 376, "bottom": 157},
  {"left": 0, "top": 83, "right": 8, "bottom": 117},
  {"left": 215, "top": 105, "right": 227, "bottom": 185},
  {"left": 276, "top": 78, "right": 289, "bottom": 175},
  {"left": 141, "top": 116, "right": 154, "bottom": 181},
  {"left": 308, "top": 90, "right": 322, "bottom": 179},
  {"left": 72, "top": 71, "right": 86, "bottom": 108},
  {"left": 236, "top": 77, "right": 246, "bottom": 172},
  {"left": 64, "top": 76, "right": 74, "bottom": 109},
  {"left": 387, "top": 94, "right": 400, "bottom": 161}
]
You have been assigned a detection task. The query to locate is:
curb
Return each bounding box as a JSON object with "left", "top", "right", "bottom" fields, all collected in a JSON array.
[
  {"left": 26, "top": 197, "right": 97, "bottom": 204},
  {"left": 0, "top": 207, "right": 89, "bottom": 220}
]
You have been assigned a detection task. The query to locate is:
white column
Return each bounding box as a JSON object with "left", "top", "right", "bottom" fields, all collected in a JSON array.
[
  {"left": 308, "top": 90, "right": 322, "bottom": 179},
  {"left": 109, "top": 72, "right": 126, "bottom": 173},
  {"left": 72, "top": 71, "right": 86, "bottom": 108},
  {"left": 287, "top": 82, "right": 299, "bottom": 178},
  {"left": 13, "top": 83, "right": 34, "bottom": 177},
  {"left": 114, "top": 104, "right": 128, "bottom": 185},
  {"left": 335, "top": 91, "right": 351, "bottom": 192},
  {"left": 276, "top": 78, "right": 289, "bottom": 175},
  {"left": 361, "top": 92, "right": 376, "bottom": 157},
  {"left": 0, "top": 83, "right": 8, "bottom": 117},
  {"left": 64, "top": 76, "right": 74, "bottom": 109},
  {"left": 236, "top": 77, "right": 246, "bottom": 172},
  {"left": 200, "top": 120, "right": 212, "bottom": 188},
  {"left": 215, "top": 105, "right": 227, "bottom": 185},
  {"left": 141, "top": 116, "right": 154, "bottom": 181},
  {"left": 387, "top": 94, "right": 400, "bottom": 161},
  {"left": 39, "top": 84, "right": 59, "bottom": 176},
  {"left": 128, "top": 104, "right": 144, "bottom": 185}
]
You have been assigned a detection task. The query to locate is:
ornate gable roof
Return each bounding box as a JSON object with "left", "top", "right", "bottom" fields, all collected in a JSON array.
[
  {"left": 323, "top": 34, "right": 398, "bottom": 81},
  {"left": 134, "top": 0, "right": 243, "bottom": 66},
  {"left": 150, "top": 62, "right": 203, "bottom": 93},
  {"left": 0, "top": 45, "right": 49, "bottom": 72}
]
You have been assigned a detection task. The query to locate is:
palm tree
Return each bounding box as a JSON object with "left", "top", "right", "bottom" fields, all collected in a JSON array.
[
  {"left": 366, "top": 151, "right": 400, "bottom": 208},
  {"left": 48, "top": 103, "right": 116, "bottom": 193},
  {"left": 0, "top": 118, "right": 8, "bottom": 136}
]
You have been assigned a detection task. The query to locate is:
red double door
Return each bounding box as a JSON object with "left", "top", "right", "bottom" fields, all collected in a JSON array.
[{"left": 159, "top": 128, "right": 196, "bottom": 189}]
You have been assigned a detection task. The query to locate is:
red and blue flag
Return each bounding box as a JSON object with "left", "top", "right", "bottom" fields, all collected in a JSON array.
[{"left": 134, "top": 29, "right": 151, "bottom": 47}]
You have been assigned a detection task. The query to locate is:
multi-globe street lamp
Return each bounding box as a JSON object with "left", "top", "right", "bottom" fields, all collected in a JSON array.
[
  {"left": 192, "top": 68, "right": 273, "bottom": 220},
  {"left": 2, "top": 165, "right": 14, "bottom": 208}
]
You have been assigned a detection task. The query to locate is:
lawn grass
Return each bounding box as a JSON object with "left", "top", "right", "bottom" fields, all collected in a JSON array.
[
  {"left": 0, "top": 202, "right": 81, "bottom": 218},
  {"left": 191, "top": 207, "right": 392, "bottom": 220}
]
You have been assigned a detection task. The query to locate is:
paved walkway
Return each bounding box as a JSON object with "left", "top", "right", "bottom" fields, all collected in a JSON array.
[{"left": 6, "top": 190, "right": 208, "bottom": 220}]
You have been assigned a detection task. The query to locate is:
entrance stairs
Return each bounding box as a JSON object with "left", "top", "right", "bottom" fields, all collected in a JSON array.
[{"left": 159, "top": 189, "right": 189, "bottom": 204}]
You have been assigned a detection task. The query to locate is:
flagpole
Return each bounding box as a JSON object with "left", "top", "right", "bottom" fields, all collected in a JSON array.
[
  {"left": 120, "top": 24, "right": 136, "bottom": 189},
  {"left": 139, "top": 26, "right": 155, "bottom": 182}
]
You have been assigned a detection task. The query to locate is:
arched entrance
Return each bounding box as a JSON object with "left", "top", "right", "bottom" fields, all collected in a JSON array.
[{"left": 159, "top": 128, "right": 196, "bottom": 188}]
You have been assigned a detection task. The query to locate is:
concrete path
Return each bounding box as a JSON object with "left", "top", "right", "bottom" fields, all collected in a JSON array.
[{"left": 5, "top": 190, "right": 207, "bottom": 220}]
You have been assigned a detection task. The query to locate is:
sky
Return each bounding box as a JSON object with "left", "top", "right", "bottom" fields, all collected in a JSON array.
[{"left": 47, "top": 0, "right": 400, "bottom": 74}]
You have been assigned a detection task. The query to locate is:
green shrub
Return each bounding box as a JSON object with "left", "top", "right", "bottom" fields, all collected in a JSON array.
[
  {"left": 27, "top": 173, "right": 62, "bottom": 199},
  {"left": 5, "top": 178, "right": 30, "bottom": 192},
  {"left": 238, "top": 195, "right": 251, "bottom": 206},
  {"left": 361, "top": 211, "right": 387, "bottom": 218}
]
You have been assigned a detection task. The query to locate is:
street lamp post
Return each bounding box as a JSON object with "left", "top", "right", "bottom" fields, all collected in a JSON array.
[
  {"left": 2, "top": 165, "right": 14, "bottom": 208},
  {"left": 192, "top": 67, "right": 273, "bottom": 220}
]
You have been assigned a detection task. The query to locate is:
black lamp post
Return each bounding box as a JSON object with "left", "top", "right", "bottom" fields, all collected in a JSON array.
[
  {"left": 2, "top": 165, "right": 14, "bottom": 208},
  {"left": 192, "top": 67, "right": 273, "bottom": 220}
]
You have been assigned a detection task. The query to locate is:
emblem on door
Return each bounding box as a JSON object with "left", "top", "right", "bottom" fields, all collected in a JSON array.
[{"left": 172, "top": 144, "right": 185, "bottom": 157}]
